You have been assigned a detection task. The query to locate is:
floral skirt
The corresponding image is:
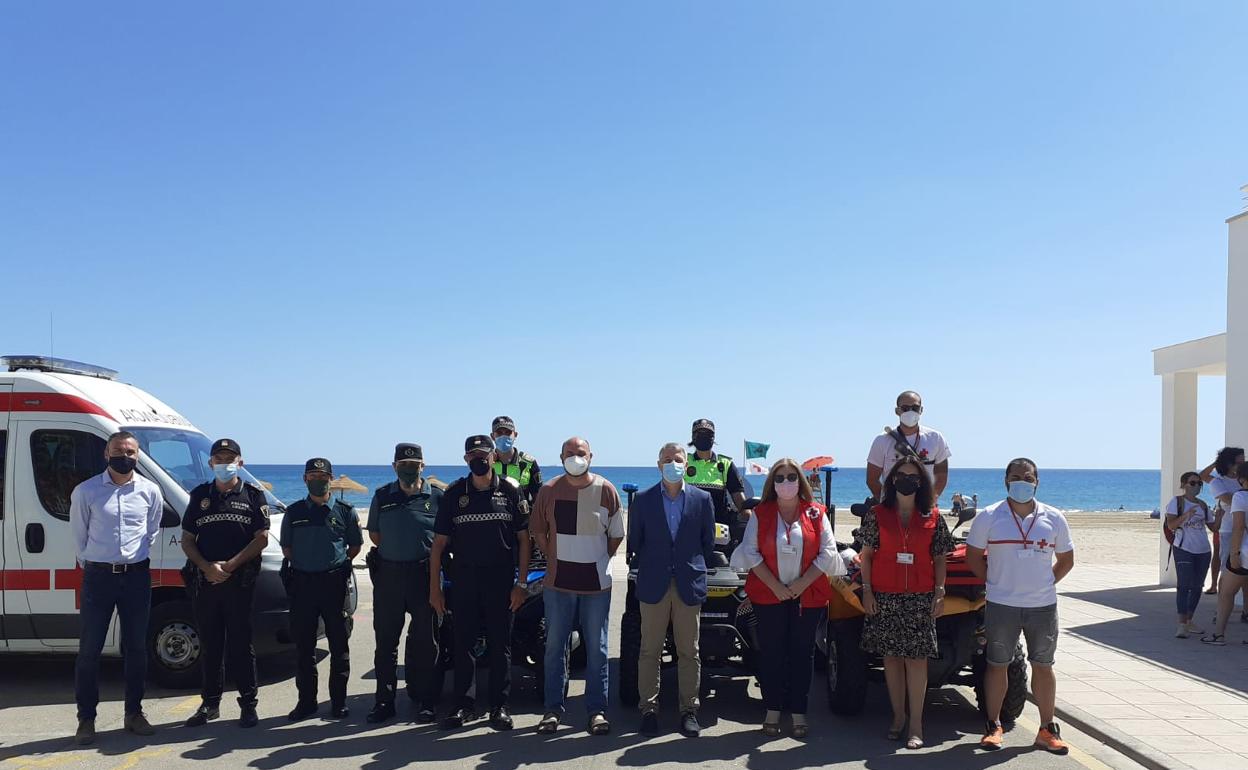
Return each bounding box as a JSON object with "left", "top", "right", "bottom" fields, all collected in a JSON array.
[{"left": 860, "top": 591, "right": 938, "bottom": 659}]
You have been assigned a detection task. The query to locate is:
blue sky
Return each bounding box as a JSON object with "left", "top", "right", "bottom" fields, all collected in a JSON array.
[{"left": 2, "top": 2, "right": 1245, "bottom": 469}]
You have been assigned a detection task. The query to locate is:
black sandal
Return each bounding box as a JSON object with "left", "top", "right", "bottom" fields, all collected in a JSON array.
[
  {"left": 1202, "top": 633, "right": 1227, "bottom": 645},
  {"left": 887, "top": 725, "right": 906, "bottom": 741}
]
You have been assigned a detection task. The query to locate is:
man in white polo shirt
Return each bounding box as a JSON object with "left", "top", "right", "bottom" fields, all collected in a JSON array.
[
  {"left": 966, "top": 457, "right": 1075, "bottom": 755},
  {"left": 866, "top": 391, "right": 951, "bottom": 501}
]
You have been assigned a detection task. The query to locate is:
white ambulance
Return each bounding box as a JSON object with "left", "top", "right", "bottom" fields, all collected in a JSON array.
[{"left": 0, "top": 355, "right": 357, "bottom": 687}]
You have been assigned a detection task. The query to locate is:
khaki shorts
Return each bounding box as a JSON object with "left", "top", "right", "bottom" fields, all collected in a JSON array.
[{"left": 985, "top": 601, "right": 1058, "bottom": 666}]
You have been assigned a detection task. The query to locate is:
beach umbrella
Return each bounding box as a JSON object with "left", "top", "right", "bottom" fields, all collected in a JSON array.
[
  {"left": 328, "top": 475, "right": 367, "bottom": 500},
  {"left": 801, "top": 455, "right": 835, "bottom": 472}
]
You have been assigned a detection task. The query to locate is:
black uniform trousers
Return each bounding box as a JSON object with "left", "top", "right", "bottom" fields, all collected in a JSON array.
[
  {"left": 753, "top": 599, "right": 823, "bottom": 714},
  {"left": 373, "top": 559, "right": 440, "bottom": 707},
  {"left": 290, "top": 566, "right": 352, "bottom": 707},
  {"left": 193, "top": 571, "right": 259, "bottom": 707},
  {"left": 450, "top": 565, "right": 514, "bottom": 711}
]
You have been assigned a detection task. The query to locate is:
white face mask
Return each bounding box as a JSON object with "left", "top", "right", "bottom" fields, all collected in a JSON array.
[
  {"left": 776, "top": 480, "right": 800, "bottom": 500},
  {"left": 563, "top": 455, "right": 590, "bottom": 477},
  {"left": 899, "top": 410, "right": 921, "bottom": 428}
]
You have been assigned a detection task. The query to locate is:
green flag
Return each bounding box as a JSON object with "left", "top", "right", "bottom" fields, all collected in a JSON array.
[{"left": 744, "top": 441, "right": 770, "bottom": 460}]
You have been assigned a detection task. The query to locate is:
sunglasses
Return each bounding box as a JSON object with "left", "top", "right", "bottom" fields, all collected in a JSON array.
[
  {"left": 898, "top": 405, "right": 923, "bottom": 413},
  {"left": 895, "top": 473, "right": 922, "bottom": 486},
  {"left": 773, "top": 472, "right": 800, "bottom": 483},
  {"left": 1187, "top": 480, "right": 1203, "bottom": 487}
]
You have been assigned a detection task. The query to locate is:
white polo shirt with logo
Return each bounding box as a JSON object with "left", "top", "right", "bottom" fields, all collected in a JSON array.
[
  {"left": 965, "top": 499, "right": 1074, "bottom": 608},
  {"left": 866, "top": 425, "right": 951, "bottom": 487}
]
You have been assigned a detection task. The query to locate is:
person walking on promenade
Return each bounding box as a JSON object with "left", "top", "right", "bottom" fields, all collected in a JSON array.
[
  {"left": 1203, "top": 462, "right": 1248, "bottom": 646},
  {"left": 731, "top": 458, "right": 844, "bottom": 739},
  {"left": 857, "top": 460, "right": 954, "bottom": 749},
  {"left": 966, "top": 458, "right": 1075, "bottom": 754},
  {"left": 866, "top": 391, "right": 951, "bottom": 501},
  {"left": 627, "top": 442, "right": 716, "bottom": 737},
  {"left": 69, "top": 431, "right": 164, "bottom": 745},
  {"left": 530, "top": 437, "right": 623, "bottom": 735},
  {"left": 1165, "top": 471, "right": 1214, "bottom": 638},
  {"left": 1201, "top": 447, "right": 1244, "bottom": 598}
]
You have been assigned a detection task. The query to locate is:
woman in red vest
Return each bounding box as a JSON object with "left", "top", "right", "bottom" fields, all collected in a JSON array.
[
  {"left": 731, "top": 458, "right": 845, "bottom": 738},
  {"left": 858, "top": 459, "right": 955, "bottom": 750}
]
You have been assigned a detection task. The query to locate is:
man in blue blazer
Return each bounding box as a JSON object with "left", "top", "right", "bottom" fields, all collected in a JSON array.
[{"left": 627, "top": 442, "right": 716, "bottom": 737}]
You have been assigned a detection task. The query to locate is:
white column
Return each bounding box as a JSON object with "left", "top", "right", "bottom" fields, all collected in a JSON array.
[
  {"left": 1227, "top": 215, "right": 1248, "bottom": 446},
  {"left": 1159, "top": 371, "right": 1199, "bottom": 584}
]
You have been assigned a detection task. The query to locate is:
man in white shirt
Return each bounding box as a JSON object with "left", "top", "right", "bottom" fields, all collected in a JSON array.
[
  {"left": 866, "top": 391, "right": 951, "bottom": 500},
  {"left": 966, "top": 458, "right": 1075, "bottom": 755}
]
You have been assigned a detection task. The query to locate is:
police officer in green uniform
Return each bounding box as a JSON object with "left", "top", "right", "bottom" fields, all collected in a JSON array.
[
  {"left": 366, "top": 443, "right": 443, "bottom": 724},
  {"left": 687, "top": 419, "right": 748, "bottom": 541},
  {"left": 181, "top": 438, "right": 270, "bottom": 729},
  {"left": 490, "top": 416, "right": 543, "bottom": 506},
  {"left": 281, "top": 458, "right": 362, "bottom": 721},
  {"left": 429, "top": 435, "right": 530, "bottom": 731}
]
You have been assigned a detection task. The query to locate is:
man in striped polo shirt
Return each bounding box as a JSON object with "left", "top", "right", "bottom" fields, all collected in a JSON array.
[{"left": 530, "top": 437, "right": 624, "bottom": 736}]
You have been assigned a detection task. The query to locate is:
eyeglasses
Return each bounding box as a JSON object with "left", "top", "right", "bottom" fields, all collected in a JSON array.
[
  {"left": 898, "top": 405, "right": 923, "bottom": 413},
  {"left": 895, "top": 473, "right": 922, "bottom": 486},
  {"left": 773, "top": 472, "right": 799, "bottom": 483}
]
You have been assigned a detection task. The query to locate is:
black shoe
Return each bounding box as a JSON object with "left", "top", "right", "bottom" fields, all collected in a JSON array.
[
  {"left": 490, "top": 707, "right": 514, "bottom": 731},
  {"left": 288, "top": 703, "right": 318, "bottom": 722},
  {"left": 441, "top": 707, "right": 476, "bottom": 730},
  {"left": 640, "top": 712, "right": 659, "bottom": 736},
  {"left": 415, "top": 705, "right": 437, "bottom": 724},
  {"left": 367, "top": 703, "right": 396, "bottom": 724},
  {"left": 185, "top": 704, "right": 219, "bottom": 728},
  {"left": 680, "top": 712, "right": 702, "bottom": 737},
  {"left": 239, "top": 705, "right": 259, "bottom": 728},
  {"left": 330, "top": 704, "right": 350, "bottom": 719},
  {"left": 74, "top": 719, "right": 95, "bottom": 746}
]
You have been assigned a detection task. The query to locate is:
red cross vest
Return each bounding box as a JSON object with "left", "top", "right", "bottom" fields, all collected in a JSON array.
[
  {"left": 744, "top": 500, "right": 834, "bottom": 609},
  {"left": 870, "top": 504, "right": 937, "bottom": 594}
]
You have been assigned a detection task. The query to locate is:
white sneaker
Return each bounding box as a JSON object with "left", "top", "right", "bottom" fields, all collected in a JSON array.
[
  {"left": 1187, "top": 622, "right": 1206, "bottom": 634},
  {"left": 1176, "top": 623, "right": 1189, "bottom": 638}
]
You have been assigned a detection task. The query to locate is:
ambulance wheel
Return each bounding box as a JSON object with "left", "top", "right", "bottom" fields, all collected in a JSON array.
[{"left": 149, "top": 601, "right": 202, "bottom": 689}]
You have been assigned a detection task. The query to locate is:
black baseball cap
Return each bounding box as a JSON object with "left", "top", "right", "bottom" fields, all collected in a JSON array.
[
  {"left": 491, "top": 415, "right": 516, "bottom": 432},
  {"left": 394, "top": 443, "right": 423, "bottom": 463},
  {"left": 465, "top": 435, "right": 495, "bottom": 454},
  {"left": 692, "top": 418, "right": 715, "bottom": 435},
  {"left": 210, "top": 438, "right": 242, "bottom": 457},
  {"left": 305, "top": 457, "right": 333, "bottom": 475}
]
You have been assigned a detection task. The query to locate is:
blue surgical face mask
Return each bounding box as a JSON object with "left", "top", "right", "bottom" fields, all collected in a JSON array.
[
  {"left": 1007, "top": 480, "right": 1036, "bottom": 505},
  {"left": 495, "top": 435, "right": 515, "bottom": 454},
  {"left": 213, "top": 463, "right": 240, "bottom": 484},
  {"left": 662, "top": 461, "right": 685, "bottom": 484}
]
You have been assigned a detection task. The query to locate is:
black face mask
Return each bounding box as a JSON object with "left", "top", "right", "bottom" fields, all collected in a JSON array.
[
  {"left": 693, "top": 435, "right": 714, "bottom": 452},
  {"left": 397, "top": 467, "right": 421, "bottom": 486},
  {"left": 894, "top": 476, "right": 921, "bottom": 496},
  {"left": 469, "top": 457, "right": 491, "bottom": 477},
  {"left": 108, "top": 456, "right": 137, "bottom": 475}
]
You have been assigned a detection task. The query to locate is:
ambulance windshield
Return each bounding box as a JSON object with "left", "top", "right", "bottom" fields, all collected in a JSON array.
[{"left": 127, "top": 427, "right": 284, "bottom": 509}]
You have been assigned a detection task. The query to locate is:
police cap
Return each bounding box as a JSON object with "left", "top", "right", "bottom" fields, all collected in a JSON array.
[
  {"left": 491, "top": 415, "right": 516, "bottom": 432},
  {"left": 692, "top": 418, "right": 716, "bottom": 436},
  {"left": 465, "top": 435, "right": 495, "bottom": 454},
  {"left": 394, "top": 443, "right": 423, "bottom": 462},
  {"left": 305, "top": 457, "right": 333, "bottom": 475},
  {"left": 210, "top": 438, "right": 242, "bottom": 457}
]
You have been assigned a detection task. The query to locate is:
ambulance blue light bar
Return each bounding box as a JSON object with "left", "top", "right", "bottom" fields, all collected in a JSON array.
[{"left": 1, "top": 355, "right": 119, "bottom": 380}]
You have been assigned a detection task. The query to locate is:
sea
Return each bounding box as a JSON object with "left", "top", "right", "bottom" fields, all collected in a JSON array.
[{"left": 246, "top": 465, "right": 1163, "bottom": 514}]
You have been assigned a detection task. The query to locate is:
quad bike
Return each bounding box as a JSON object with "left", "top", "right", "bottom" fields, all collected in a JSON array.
[
  {"left": 617, "top": 484, "right": 758, "bottom": 706},
  {"left": 821, "top": 501, "right": 1029, "bottom": 723}
]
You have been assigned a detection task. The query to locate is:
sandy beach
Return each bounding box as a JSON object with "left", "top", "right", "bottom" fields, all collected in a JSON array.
[{"left": 1062, "top": 511, "right": 1161, "bottom": 567}]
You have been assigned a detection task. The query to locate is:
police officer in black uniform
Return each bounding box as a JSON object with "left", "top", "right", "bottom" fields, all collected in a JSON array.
[
  {"left": 181, "top": 438, "right": 270, "bottom": 728},
  {"left": 281, "top": 457, "right": 362, "bottom": 721},
  {"left": 366, "top": 442, "right": 443, "bottom": 724},
  {"left": 429, "top": 435, "right": 530, "bottom": 731}
]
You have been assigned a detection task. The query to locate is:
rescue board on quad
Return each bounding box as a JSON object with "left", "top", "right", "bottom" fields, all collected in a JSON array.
[
  {"left": 617, "top": 482, "right": 759, "bottom": 707},
  {"left": 821, "top": 500, "right": 1029, "bottom": 723}
]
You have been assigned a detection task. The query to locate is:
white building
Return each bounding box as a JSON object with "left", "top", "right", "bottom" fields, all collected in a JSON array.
[{"left": 1154, "top": 194, "right": 1248, "bottom": 582}]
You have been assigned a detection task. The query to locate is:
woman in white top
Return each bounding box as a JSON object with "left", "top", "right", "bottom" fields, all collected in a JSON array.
[
  {"left": 731, "top": 458, "right": 843, "bottom": 738},
  {"left": 1203, "top": 462, "right": 1248, "bottom": 645},
  {"left": 1165, "top": 472, "right": 1214, "bottom": 638},
  {"left": 1199, "top": 446, "right": 1244, "bottom": 597}
]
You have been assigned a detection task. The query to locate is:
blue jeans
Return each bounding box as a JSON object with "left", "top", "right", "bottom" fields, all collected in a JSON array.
[
  {"left": 1174, "top": 548, "right": 1212, "bottom": 617},
  {"left": 543, "top": 588, "right": 611, "bottom": 716},
  {"left": 75, "top": 562, "right": 151, "bottom": 720}
]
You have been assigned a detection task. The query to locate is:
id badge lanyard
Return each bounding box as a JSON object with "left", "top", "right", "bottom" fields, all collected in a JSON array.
[{"left": 1013, "top": 511, "right": 1038, "bottom": 557}]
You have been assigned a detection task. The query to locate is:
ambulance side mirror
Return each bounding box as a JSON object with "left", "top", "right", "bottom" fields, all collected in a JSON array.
[{"left": 161, "top": 503, "right": 181, "bottom": 529}]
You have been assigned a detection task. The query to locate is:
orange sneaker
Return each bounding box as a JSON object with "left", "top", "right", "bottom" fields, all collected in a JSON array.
[
  {"left": 980, "top": 721, "right": 1004, "bottom": 750},
  {"left": 1035, "top": 723, "right": 1069, "bottom": 755}
]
